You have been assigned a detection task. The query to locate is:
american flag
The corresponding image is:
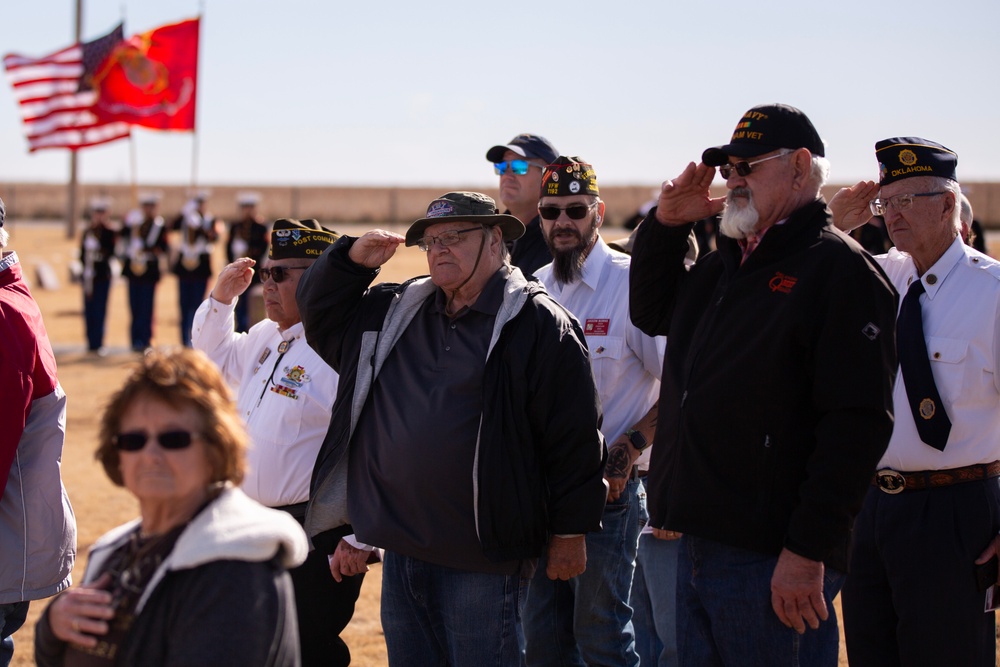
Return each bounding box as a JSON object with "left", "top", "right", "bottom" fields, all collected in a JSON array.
[{"left": 3, "top": 24, "right": 131, "bottom": 152}]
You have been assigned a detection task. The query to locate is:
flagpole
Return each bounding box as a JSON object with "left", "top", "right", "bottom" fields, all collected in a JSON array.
[
  {"left": 190, "top": 4, "right": 204, "bottom": 190},
  {"left": 66, "top": 0, "right": 83, "bottom": 239},
  {"left": 130, "top": 134, "right": 138, "bottom": 206}
]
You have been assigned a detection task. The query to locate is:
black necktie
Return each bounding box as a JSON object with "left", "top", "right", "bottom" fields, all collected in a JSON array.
[{"left": 897, "top": 279, "right": 951, "bottom": 451}]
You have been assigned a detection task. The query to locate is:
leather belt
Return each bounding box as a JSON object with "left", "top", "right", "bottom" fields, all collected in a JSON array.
[
  {"left": 873, "top": 460, "right": 1000, "bottom": 494},
  {"left": 271, "top": 501, "right": 308, "bottom": 522}
]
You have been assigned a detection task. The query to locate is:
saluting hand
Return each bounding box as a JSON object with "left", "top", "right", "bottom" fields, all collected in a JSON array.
[
  {"left": 655, "top": 162, "right": 726, "bottom": 227},
  {"left": 210, "top": 258, "right": 256, "bottom": 304},
  {"left": 349, "top": 230, "right": 405, "bottom": 268},
  {"left": 828, "top": 180, "right": 879, "bottom": 233}
]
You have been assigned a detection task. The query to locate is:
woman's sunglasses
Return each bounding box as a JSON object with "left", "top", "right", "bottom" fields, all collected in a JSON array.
[{"left": 114, "top": 430, "right": 199, "bottom": 451}]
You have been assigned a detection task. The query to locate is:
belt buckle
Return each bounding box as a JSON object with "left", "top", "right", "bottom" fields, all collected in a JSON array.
[{"left": 876, "top": 469, "right": 906, "bottom": 494}]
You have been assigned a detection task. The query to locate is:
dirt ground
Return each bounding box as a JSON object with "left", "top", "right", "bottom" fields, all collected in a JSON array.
[{"left": 9, "top": 220, "right": 998, "bottom": 666}]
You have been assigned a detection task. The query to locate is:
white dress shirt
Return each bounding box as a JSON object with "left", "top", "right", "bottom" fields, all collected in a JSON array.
[
  {"left": 193, "top": 297, "right": 337, "bottom": 506},
  {"left": 537, "top": 237, "right": 665, "bottom": 468},
  {"left": 874, "top": 238, "right": 1000, "bottom": 471}
]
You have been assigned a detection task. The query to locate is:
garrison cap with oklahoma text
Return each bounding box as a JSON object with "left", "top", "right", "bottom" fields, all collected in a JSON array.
[
  {"left": 541, "top": 156, "right": 600, "bottom": 197},
  {"left": 485, "top": 133, "right": 559, "bottom": 165},
  {"left": 702, "top": 103, "right": 825, "bottom": 167},
  {"left": 405, "top": 192, "right": 525, "bottom": 247},
  {"left": 876, "top": 137, "right": 958, "bottom": 186},
  {"left": 270, "top": 218, "right": 339, "bottom": 259}
]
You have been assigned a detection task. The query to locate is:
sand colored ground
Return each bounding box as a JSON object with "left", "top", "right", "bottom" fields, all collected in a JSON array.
[{"left": 8, "top": 221, "right": 999, "bottom": 666}]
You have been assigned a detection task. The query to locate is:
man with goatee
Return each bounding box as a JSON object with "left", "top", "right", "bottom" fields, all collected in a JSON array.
[
  {"left": 523, "top": 157, "right": 663, "bottom": 667},
  {"left": 629, "top": 103, "right": 898, "bottom": 665}
]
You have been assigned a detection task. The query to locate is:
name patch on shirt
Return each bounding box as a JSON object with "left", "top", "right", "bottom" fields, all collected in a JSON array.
[{"left": 585, "top": 319, "right": 610, "bottom": 335}]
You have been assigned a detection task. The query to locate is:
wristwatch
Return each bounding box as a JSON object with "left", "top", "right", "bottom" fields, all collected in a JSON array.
[{"left": 625, "top": 429, "right": 649, "bottom": 452}]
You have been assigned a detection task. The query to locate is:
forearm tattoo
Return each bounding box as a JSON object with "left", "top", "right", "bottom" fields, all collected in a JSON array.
[{"left": 606, "top": 442, "right": 631, "bottom": 479}]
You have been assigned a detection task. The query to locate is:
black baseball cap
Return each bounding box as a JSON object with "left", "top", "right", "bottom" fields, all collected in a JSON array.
[
  {"left": 486, "top": 133, "right": 559, "bottom": 165},
  {"left": 875, "top": 137, "right": 958, "bottom": 186},
  {"left": 702, "top": 104, "right": 825, "bottom": 167},
  {"left": 405, "top": 192, "right": 524, "bottom": 247}
]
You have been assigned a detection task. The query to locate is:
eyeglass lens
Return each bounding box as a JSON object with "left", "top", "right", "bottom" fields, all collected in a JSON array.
[
  {"left": 114, "top": 430, "right": 195, "bottom": 451},
  {"left": 538, "top": 204, "right": 595, "bottom": 221},
  {"left": 494, "top": 160, "right": 531, "bottom": 176},
  {"left": 259, "top": 266, "right": 305, "bottom": 283},
  {"left": 869, "top": 192, "right": 946, "bottom": 216},
  {"left": 718, "top": 162, "right": 753, "bottom": 180},
  {"left": 417, "top": 227, "right": 483, "bottom": 252}
]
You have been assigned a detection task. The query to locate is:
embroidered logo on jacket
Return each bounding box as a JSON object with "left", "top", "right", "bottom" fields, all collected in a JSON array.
[{"left": 768, "top": 272, "right": 798, "bottom": 294}]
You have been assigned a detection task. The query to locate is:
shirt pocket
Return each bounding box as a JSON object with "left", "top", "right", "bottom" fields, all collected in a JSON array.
[
  {"left": 587, "top": 335, "right": 624, "bottom": 390},
  {"left": 926, "top": 336, "right": 970, "bottom": 401}
]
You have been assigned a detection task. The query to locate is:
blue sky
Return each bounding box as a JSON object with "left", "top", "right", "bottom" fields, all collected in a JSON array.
[{"left": 1, "top": 0, "right": 998, "bottom": 188}]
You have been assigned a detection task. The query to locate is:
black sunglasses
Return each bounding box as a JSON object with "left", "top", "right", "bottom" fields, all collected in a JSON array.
[
  {"left": 538, "top": 202, "right": 598, "bottom": 221},
  {"left": 718, "top": 151, "right": 792, "bottom": 180},
  {"left": 259, "top": 266, "right": 307, "bottom": 284},
  {"left": 113, "top": 430, "right": 198, "bottom": 452}
]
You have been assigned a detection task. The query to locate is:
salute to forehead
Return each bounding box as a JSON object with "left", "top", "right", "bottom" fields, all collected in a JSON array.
[{"left": 701, "top": 103, "right": 831, "bottom": 231}]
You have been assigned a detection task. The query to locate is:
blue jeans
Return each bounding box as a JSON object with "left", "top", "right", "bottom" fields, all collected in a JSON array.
[
  {"left": 678, "top": 536, "right": 846, "bottom": 667},
  {"left": 632, "top": 532, "right": 680, "bottom": 667},
  {"left": 380, "top": 552, "right": 526, "bottom": 667},
  {"left": 0, "top": 601, "right": 29, "bottom": 667},
  {"left": 523, "top": 478, "right": 642, "bottom": 667}
]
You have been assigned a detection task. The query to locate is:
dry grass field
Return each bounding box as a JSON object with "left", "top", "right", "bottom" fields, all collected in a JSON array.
[{"left": 8, "top": 220, "right": 998, "bottom": 666}]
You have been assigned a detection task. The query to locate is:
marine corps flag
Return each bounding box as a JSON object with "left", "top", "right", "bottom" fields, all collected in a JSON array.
[{"left": 90, "top": 18, "right": 199, "bottom": 131}]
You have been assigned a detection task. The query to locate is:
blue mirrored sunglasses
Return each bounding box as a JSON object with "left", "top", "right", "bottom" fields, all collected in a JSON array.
[{"left": 494, "top": 159, "right": 533, "bottom": 176}]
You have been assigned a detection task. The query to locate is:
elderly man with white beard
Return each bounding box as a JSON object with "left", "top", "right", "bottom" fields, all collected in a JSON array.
[{"left": 629, "top": 103, "right": 898, "bottom": 666}]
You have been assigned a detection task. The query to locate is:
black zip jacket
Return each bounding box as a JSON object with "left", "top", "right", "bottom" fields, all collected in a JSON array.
[
  {"left": 630, "top": 199, "right": 897, "bottom": 572},
  {"left": 297, "top": 237, "right": 607, "bottom": 561}
]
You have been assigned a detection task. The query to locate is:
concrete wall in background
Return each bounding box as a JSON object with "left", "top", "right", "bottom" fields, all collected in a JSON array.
[{"left": 1, "top": 181, "right": 998, "bottom": 228}]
